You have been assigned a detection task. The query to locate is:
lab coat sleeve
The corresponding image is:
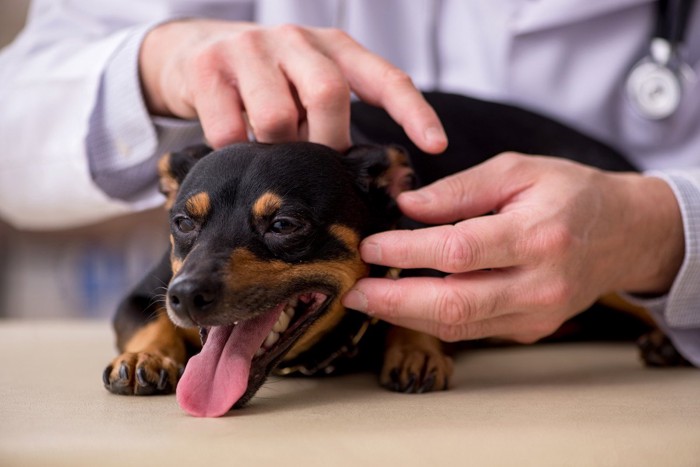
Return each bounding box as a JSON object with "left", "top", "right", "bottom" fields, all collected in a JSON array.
[
  {"left": 87, "top": 24, "right": 204, "bottom": 204},
  {"left": 625, "top": 169, "right": 700, "bottom": 367},
  {"left": 0, "top": 1, "right": 251, "bottom": 230},
  {"left": 0, "top": 9, "right": 140, "bottom": 229}
]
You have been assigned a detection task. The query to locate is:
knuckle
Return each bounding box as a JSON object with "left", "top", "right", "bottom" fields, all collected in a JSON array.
[
  {"left": 252, "top": 107, "right": 297, "bottom": 137},
  {"left": 440, "top": 234, "right": 472, "bottom": 272},
  {"left": 275, "top": 23, "right": 308, "bottom": 40},
  {"left": 495, "top": 151, "right": 525, "bottom": 168},
  {"left": 378, "top": 284, "right": 404, "bottom": 319},
  {"left": 382, "top": 67, "right": 413, "bottom": 88},
  {"left": 318, "top": 27, "right": 353, "bottom": 46},
  {"left": 233, "top": 28, "right": 266, "bottom": 54},
  {"left": 435, "top": 288, "right": 471, "bottom": 326},
  {"left": 304, "top": 76, "right": 349, "bottom": 109},
  {"left": 275, "top": 24, "right": 321, "bottom": 49},
  {"left": 537, "top": 278, "right": 574, "bottom": 309},
  {"left": 543, "top": 223, "right": 575, "bottom": 255},
  {"left": 190, "top": 46, "right": 221, "bottom": 76},
  {"left": 326, "top": 27, "right": 351, "bottom": 42},
  {"left": 441, "top": 230, "right": 474, "bottom": 272},
  {"left": 492, "top": 152, "right": 531, "bottom": 178}
]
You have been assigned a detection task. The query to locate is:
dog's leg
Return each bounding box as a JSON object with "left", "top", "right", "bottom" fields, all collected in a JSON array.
[
  {"left": 103, "top": 252, "right": 200, "bottom": 395},
  {"left": 637, "top": 329, "right": 691, "bottom": 367},
  {"left": 381, "top": 326, "right": 453, "bottom": 393}
]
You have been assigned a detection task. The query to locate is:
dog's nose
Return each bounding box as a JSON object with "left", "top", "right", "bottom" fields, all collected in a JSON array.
[{"left": 168, "top": 277, "right": 219, "bottom": 320}]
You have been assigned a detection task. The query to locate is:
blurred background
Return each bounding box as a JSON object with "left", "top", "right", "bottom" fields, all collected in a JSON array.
[{"left": 0, "top": 1, "right": 169, "bottom": 319}]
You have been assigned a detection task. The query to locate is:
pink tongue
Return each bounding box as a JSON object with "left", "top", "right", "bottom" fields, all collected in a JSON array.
[{"left": 176, "top": 306, "right": 284, "bottom": 417}]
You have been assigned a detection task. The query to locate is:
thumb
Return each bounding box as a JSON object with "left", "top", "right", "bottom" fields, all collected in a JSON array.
[{"left": 398, "top": 152, "right": 533, "bottom": 224}]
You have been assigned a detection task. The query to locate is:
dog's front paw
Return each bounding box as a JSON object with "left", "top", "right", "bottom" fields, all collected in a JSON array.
[
  {"left": 637, "top": 330, "right": 691, "bottom": 367},
  {"left": 103, "top": 352, "right": 184, "bottom": 396},
  {"left": 380, "top": 327, "right": 453, "bottom": 393}
]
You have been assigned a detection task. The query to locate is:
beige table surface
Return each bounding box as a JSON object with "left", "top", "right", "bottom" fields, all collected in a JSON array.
[{"left": 0, "top": 320, "right": 698, "bottom": 467}]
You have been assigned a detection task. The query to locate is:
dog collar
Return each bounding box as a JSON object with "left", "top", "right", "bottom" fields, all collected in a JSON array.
[{"left": 273, "top": 314, "right": 380, "bottom": 377}]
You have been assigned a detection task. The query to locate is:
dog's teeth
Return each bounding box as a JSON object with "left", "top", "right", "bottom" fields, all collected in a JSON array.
[
  {"left": 285, "top": 305, "right": 295, "bottom": 318},
  {"left": 255, "top": 348, "right": 265, "bottom": 357},
  {"left": 263, "top": 331, "right": 280, "bottom": 348},
  {"left": 273, "top": 311, "right": 291, "bottom": 333}
]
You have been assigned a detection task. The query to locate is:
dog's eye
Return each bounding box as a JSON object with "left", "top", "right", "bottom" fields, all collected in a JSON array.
[
  {"left": 174, "top": 216, "right": 196, "bottom": 234},
  {"left": 269, "top": 217, "right": 300, "bottom": 235}
]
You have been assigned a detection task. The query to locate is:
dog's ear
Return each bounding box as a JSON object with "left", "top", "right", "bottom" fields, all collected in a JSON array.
[
  {"left": 343, "top": 144, "right": 416, "bottom": 198},
  {"left": 342, "top": 145, "right": 416, "bottom": 229},
  {"left": 158, "top": 144, "right": 212, "bottom": 209}
]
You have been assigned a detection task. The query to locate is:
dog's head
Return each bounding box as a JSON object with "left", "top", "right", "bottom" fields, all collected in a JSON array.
[{"left": 157, "top": 142, "right": 413, "bottom": 416}]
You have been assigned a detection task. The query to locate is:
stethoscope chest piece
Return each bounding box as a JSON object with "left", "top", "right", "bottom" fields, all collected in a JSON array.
[
  {"left": 626, "top": 55, "right": 682, "bottom": 120},
  {"left": 626, "top": 0, "right": 696, "bottom": 120}
]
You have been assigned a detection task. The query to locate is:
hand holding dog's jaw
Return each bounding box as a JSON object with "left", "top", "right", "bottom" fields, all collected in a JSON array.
[
  {"left": 138, "top": 19, "right": 447, "bottom": 154},
  {"left": 343, "top": 152, "right": 685, "bottom": 344}
]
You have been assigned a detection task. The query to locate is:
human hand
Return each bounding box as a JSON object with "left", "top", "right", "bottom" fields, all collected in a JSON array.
[
  {"left": 139, "top": 20, "right": 447, "bottom": 152},
  {"left": 343, "top": 153, "right": 685, "bottom": 343}
]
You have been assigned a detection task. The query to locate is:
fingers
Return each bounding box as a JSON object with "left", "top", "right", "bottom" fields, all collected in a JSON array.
[
  {"left": 343, "top": 271, "right": 518, "bottom": 326},
  {"left": 360, "top": 212, "right": 527, "bottom": 272},
  {"left": 398, "top": 152, "right": 536, "bottom": 224},
  {"left": 230, "top": 30, "right": 301, "bottom": 144},
  {"left": 370, "top": 313, "right": 549, "bottom": 344},
  {"left": 322, "top": 29, "right": 447, "bottom": 154},
  {"left": 149, "top": 21, "right": 445, "bottom": 154},
  {"left": 342, "top": 272, "right": 562, "bottom": 343},
  {"left": 192, "top": 73, "right": 248, "bottom": 149},
  {"left": 276, "top": 27, "right": 352, "bottom": 150}
]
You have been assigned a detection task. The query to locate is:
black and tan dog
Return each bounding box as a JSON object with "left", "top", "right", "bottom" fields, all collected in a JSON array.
[
  {"left": 104, "top": 93, "right": 689, "bottom": 417},
  {"left": 103, "top": 141, "right": 453, "bottom": 417}
]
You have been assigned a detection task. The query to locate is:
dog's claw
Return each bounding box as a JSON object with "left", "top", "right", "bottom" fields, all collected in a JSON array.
[
  {"left": 157, "top": 369, "right": 169, "bottom": 390},
  {"left": 136, "top": 367, "right": 149, "bottom": 387},
  {"left": 417, "top": 372, "right": 435, "bottom": 393},
  {"left": 402, "top": 373, "right": 418, "bottom": 393},
  {"left": 102, "top": 365, "right": 113, "bottom": 387},
  {"left": 381, "top": 339, "right": 452, "bottom": 394},
  {"left": 386, "top": 368, "right": 402, "bottom": 391},
  {"left": 119, "top": 362, "right": 129, "bottom": 381},
  {"left": 104, "top": 352, "right": 182, "bottom": 396}
]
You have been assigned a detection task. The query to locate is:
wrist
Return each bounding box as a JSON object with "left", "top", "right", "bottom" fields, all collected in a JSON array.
[{"left": 612, "top": 172, "right": 684, "bottom": 295}]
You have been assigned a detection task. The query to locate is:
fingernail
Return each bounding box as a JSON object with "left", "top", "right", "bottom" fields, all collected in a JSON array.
[
  {"left": 398, "top": 191, "right": 430, "bottom": 205},
  {"left": 424, "top": 126, "right": 447, "bottom": 149},
  {"left": 360, "top": 240, "right": 382, "bottom": 263},
  {"left": 343, "top": 289, "right": 369, "bottom": 312}
]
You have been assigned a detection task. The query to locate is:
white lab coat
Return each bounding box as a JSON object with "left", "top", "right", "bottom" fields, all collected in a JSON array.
[
  {"left": 1, "top": 0, "right": 698, "bottom": 225},
  {"left": 1, "top": 0, "right": 699, "bottom": 361}
]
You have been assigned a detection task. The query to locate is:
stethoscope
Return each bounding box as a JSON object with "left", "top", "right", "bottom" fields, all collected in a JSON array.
[{"left": 626, "top": 0, "right": 697, "bottom": 120}]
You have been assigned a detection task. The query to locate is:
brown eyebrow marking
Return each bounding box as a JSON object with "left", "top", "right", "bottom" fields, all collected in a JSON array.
[
  {"left": 185, "top": 192, "right": 211, "bottom": 219},
  {"left": 158, "top": 153, "right": 179, "bottom": 210},
  {"left": 329, "top": 224, "right": 361, "bottom": 250},
  {"left": 252, "top": 192, "right": 283, "bottom": 219}
]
